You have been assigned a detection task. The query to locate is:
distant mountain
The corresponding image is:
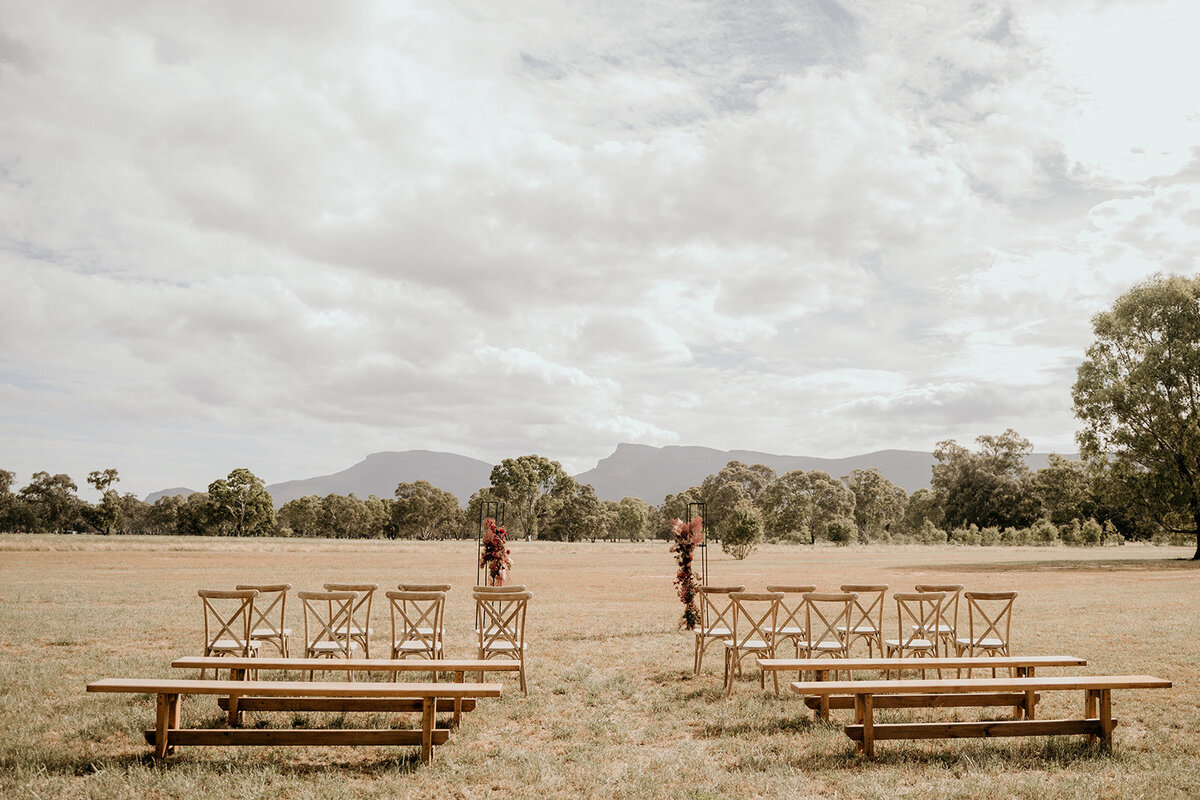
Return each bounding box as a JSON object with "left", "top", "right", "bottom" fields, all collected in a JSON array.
[
  {"left": 575, "top": 443, "right": 1074, "bottom": 502},
  {"left": 265, "top": 450, "right": 494, "bottom": 507},
  {"left": 144, "top": 487, "right": 200, "bottom": 503}
]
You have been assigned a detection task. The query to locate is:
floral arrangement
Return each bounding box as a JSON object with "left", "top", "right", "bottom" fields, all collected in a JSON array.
[
  {"left": 479, "top": 517, "right": 512, "bottom": 584},
  {"left": 669, "top": 515, "right": 704, "bottom": 629}
]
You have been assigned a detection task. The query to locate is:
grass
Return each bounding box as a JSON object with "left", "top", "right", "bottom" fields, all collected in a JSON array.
[{"left": 2, "top": 535, "right": 1199, "bottom": 799}]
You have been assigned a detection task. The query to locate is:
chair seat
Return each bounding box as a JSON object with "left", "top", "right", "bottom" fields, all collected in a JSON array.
[
  {"left": 209, "top": 640, "right": 260, "bottom": 653},
  {"left": 837, "top": 624, "right": 878, "bottom": 635},
  {"left": 251, "top": 627, "right": 291, "bottom": 638},
  {"left": 309, "top": 641, "right": 358, "bottom": 654},
  {"left": 957, "top": 637, "right": 1005, "bottom": 648},
  {"left": 772, "top": 625, "right": 805, "bottom": 636},
  {"left": 698, "top": 626, "right": 731, "bottom": 638},
  {"left": 394, "top": 641, "right": 442, "bottom": 654},
  {"left": 885, "top": 638, "right": 935, "bottom": 649},
  {"left": 804, "top": 639, "right": 844, "bottom": 651},
  {"left": 723, "top": 638, "right": 772, "bottom": 650},
  {"left": 481, "top": 642, "right": 527, "bottom": 654}
]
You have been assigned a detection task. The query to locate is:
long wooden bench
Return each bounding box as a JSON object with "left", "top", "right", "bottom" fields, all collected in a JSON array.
[
  {"left": 172, "top": 656, "right": 518, "bottom": 725},
  {"left": 759, "top": 655, "right": 1086, "bottom": 720},
  {"left": 788, "top": 674, "right": 1171, "bottom": 757},
  {"left": 87, "top": 678, "right": 502, "bottom": 763}
]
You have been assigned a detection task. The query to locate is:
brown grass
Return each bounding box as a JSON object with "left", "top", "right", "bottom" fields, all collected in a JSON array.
[{"left": 2, "top": 535, "right": 1199, "bottom": 799}]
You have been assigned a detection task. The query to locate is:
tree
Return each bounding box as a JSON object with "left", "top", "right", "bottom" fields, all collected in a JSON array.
[
  {"left": 18, "top": 472, "right": 82, "bottom": 533},
  {"left": 613, "top": 497, "right": 650, "bottom": 541},
  {"left": 899, "top": 488, "right": 942, "bottom": 537},
  {"left": 653, "top": 489, "right": 701, "bottom": 540},
  {"left": 698, "top": 461, "right": 775, "bottom": 535},
  {"left": 489, "top": 455, "right": 573, "bottom": 540},
  {"left": 86, "top": 468, "right": 120, "bottom": 493},
  {"left": 277, "top": 495, "right": 322, "bottom": 537},
  {"left": 206, "top": 468, "right": 275, "bottom": 536},
  {"left": 780, "top": 470, "right": 855, "bottom": 544},
  {"left": 541, "top": 482, "right": 606, "bottom": 541},
  {"left": 932, "top": 430, "right": 1038, "bottom": 532},
  {"left": 844, "top": 468, "right": 907, "bottom": 542},
  {"left": 1031, "top": 454, "right": 1092, "bottom": 526},
  {"left": 145, "top": 494, "right": 185, "bottom": 535},
  {"left": 759, "top": 470, "right": 814, "bottom": 541},
  {"left": 720, "top": 501, "right": 764, "bottom": 560},
  {"left": 392, "top": 481, "right": 463, "bottom": 540},
  {"left": 0, "top": 469, "right": 16, "bottom": 532},
  {"left": 318, "top": 493, "right": 373, "bottom": 539},
  {"left": 1073, "top": 274, "right": 1200, "bottom": 558}
]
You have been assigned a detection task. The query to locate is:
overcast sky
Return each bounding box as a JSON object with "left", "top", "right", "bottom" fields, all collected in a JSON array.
[{"left": 3, "top": 1, "right": 1199, "bottom": 500}]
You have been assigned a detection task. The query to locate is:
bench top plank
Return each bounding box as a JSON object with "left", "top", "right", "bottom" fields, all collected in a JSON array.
[
  {"left": 88, "top": 678, "right": 502, "bottom": 698},
  {"left": 790, "top": 674, "right": 1170, "bottom": 696},
  {"left": 759, "top": 656, "right": 1086, "bottom": 671},
  {"left": 171, "top": 656, "right": 519, "bottom": 672}
]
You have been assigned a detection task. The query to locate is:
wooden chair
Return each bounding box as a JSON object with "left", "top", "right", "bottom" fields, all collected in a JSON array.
[
  {"left": 473, "top": 589, "right": 531, "bottom": 695},
  {"left": 235, "top": 583, "right": 292, "bottom": 657},
  {"left": 297, "top": 590, "right": 360, "bottom": 673},
  {"left": 884, "top": 592, "right": 944, "bottom": 674},
  {"left": 799, "top": 592, "right": 856, "bottom": 663},
  {"left": 837, "top": 584, "right": 888, "bottom": 657},
  {"left": 955, "top": 591, "right": 1017, "bottom": 659},
  {"left": 323, "top": 583, "right": 377, "bottom": 657},
  {"left": 915, "top": 583, "right": 962, "bottom": 656},
  {"left": 764, "top": 585, "right": 815, "bottom": 658},
  {"left": 723, "top": 591, "right": 783, "bottom": 698},
  {"left": 386, "top": 590, "right": 446, "bottom": 671},
  {"left": 197, "top": 588, "right": 260, "bottom": 678},
  {"left": 693, "top": 585, "right": 745, "bottom": 675}
]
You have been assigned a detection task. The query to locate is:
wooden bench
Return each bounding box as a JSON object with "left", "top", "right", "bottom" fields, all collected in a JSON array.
[
  {"left": 759, "top": 655, "right": 1086, "bottom": 720},
  {"left": 788, "top": 674, "right": 1171, "bottom": 757},
  {"left": 87, "top": 677, "right": 502, "bottom": 763},
  {"left": 172, "top": 656, "right": 518, "bottom": 725}
]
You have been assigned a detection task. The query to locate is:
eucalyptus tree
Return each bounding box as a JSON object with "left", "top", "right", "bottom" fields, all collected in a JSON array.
[
  {"left": 843, "top": 468, "right": 907, "bottom": 541},
  {"left": 489, "top": 455, "right": 573, "bottom": 540},
  {"left": 207, "top": 468, "right": 275, "bottom": 536},
  {"left": 1073, "top": 274, "right": 1200, "bottom": 558},
  {"left": 392, "top": 480, "right": 463, "bottom": 539},
  {"left": 18, "top": 472, "right": 82, "bottom": 533}
]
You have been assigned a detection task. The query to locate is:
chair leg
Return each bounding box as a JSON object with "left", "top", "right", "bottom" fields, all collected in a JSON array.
[{"left": 518, "top": 658, "right": 527, "bottom": 696}]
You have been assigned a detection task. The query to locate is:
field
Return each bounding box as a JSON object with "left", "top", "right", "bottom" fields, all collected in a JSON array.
[{"left": 2, "top": 534, "right": 1198, "bottom": 799}]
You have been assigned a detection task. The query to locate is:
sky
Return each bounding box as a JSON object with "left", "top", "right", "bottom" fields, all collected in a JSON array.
[{"left": 2, "top": 0, "right": 1199, "bottom": 501}]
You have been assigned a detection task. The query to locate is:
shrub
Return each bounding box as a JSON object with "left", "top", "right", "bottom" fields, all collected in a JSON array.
[
  {"left": 949, "top": 524, "right": 981, "bottom": 546},
  {"left": 1080, "top": 518, "right": 1103, "bottom": 546},
  {"left": 1061, "top": 519, "right": 1084, "bottom": 546},
  {"left": 1030, "top": 518, "right": 1060, "bottom": 546},
  {"left": 1102, "top": 521, "right": 1125, "bottom": 546},
  {"left": 979, "top": 526, "right": 1001, "bottom": 546},
  {"left": 825, "top": 517, "right": 857, "bottom": 546},
  {"left": 720, "top": 502, "right": 764, "bottom": 560}
]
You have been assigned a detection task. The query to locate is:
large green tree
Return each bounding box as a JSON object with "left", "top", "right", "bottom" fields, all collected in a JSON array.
[
  {"left": 392, "top": 480, "right": 463, "bottom": 540},
  {"left": 1073, "top": 274, "right": 1200, "bottom": 558},
  {"left": 698, "top": 461, "right": 775, "bottom": 535},
  {"left": 844, "top": 468, "right": 907, "bottom": 541},
  {"left": 489, "top": 455, "right": 573, "bottom": 540},
  {"left": 931, "top": 430, "right": 1038, "bottom": 532},
  {"left": 18, "top": 472, "right": 82, "bottom": 533},
  {"left": 207, "top": 468, "right": 275, "bottom": 536}
]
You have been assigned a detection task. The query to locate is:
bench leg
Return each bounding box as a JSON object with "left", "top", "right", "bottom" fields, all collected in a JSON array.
[
  {"left": 1085, "top": 689, "right": 1098, "bottom": 744},
  {"left": 227, "top": 694, "right": 242, "bottom": 727},
  {"left": 452, "top": 671, "right": 464, "bottom": 727},
  {"left": 154, "top": 693, "right": 180, "bottom": 758},
  {"left": 421, "top": 698, "right": 435, "bottom": 764},
  {"left": 1099, "top": 689, "right": 1114, "bottom": 750},
  {"left": 854, "top": 693, "right": 875, "bottom": 758}
]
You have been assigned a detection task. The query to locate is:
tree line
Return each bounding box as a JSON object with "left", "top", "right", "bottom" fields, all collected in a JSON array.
[{"left": 3, "top": 275, "right": 1199, "bottom": 556}]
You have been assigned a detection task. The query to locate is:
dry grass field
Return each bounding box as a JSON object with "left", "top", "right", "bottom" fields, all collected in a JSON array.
[{"left": 2, "top": 534, "right": 1198, "bottom": 799}]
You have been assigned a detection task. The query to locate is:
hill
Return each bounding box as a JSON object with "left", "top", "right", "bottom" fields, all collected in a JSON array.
[
  {"left": 264, "top": 450, "right": 494, "bottom": 507},
  {"left": 144, "top": 487, "right": 200, "bottom": 503}
]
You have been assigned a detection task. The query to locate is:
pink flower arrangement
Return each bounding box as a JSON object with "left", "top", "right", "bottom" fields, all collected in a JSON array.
[
  {"left": 479, "top": 518, "right": 512, "bottom": 583},
  {"left": 669, "top": 515, "right": 704, "bottom": 629}
]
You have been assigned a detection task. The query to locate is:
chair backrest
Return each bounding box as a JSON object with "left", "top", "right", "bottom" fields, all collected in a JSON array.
[
  {"left": 765, "top": 585, "right": 816, "bottom": 633},
  {"left": 298, "top": 590, "right": 359, "bottom": 653},
  {"left": 472, "top": 584, "right": 527, "bottom": 594},
  {"left": 915, "top": 583, "right": 962, "bottom": 632},
  {"left": 802, "top": 592, "right": 856, "bottom": 648},
  {"left": 473, "top": 589, "right": 531, "bottom": 654},
  {"left": 198, "top": 588, "right": 258, "bottom": 653},
  {"left": 893, "top": 591, "right": 944, "bottom": 648},
  {"left": 697, "top": 585, "right": 745, "bottom": 635},
  {"left": 728, "top": 592, "right": 783, "bottom": 649},
  {"left": 840, "top": 584, "right": 888, "bottom": 633},
  {"left": 386, "top": 590, "right": 446, "bottom": 654},
  {"left": 235, "top": 583, "right": 291, "bottom": 638},
  {"left": 323, "top": 583, "right": 377, "bottom": 627},
  {"left": 399, "top": 583, "right": 452, "bottom": 592},
  {"left": 963, "top": 590, "right": 1017, "bottom": 647}
]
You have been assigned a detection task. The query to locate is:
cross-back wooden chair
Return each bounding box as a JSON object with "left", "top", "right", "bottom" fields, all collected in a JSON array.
[
  {"left": 915, "top": 583, "right": 962, "bottom": 656},
  {"left": 298, "top": 590, "right": 360, "bottom": 678},
  {"left": 838, "top": 584, "right": 888, "bottom": 657},
  {"left": 723, "top": 591, "right": 783, "bottom": 698},
  {"left": 386, "top": 590, "right": 446, "bottom": 673},
  {"left": 235, "top": 583, "right": 291, "bottom": 657},
  {"left": 197, "top": 588, "right": 260, "bottom": 678},
  {"left": 955, "top": 590, "right": 1017, "bottom": 664},
  {"left": 800, "top": 592, "right": 856, "bottom": 664},
  {"left": 693, "top": 585, "right": 745, "bottom": 674},
  {"left": 473, "top": 585, "right": 527, "bottom": 634},
  {"left": 884, "top": 592, "right": 944, "bottom": 675},
  {"left": 473, "top": 589, "right": 532, "bottom": 695},
  {"left": 323, "top": 582, "right": 377, "bottom": 657},
  {"left": 764, "top": 585, "right": 816, "bottom": 658}
]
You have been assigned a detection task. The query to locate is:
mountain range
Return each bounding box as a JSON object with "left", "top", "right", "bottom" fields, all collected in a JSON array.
[{"left": 145, "top": 443, "right": 1072, "bottom": 507}]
